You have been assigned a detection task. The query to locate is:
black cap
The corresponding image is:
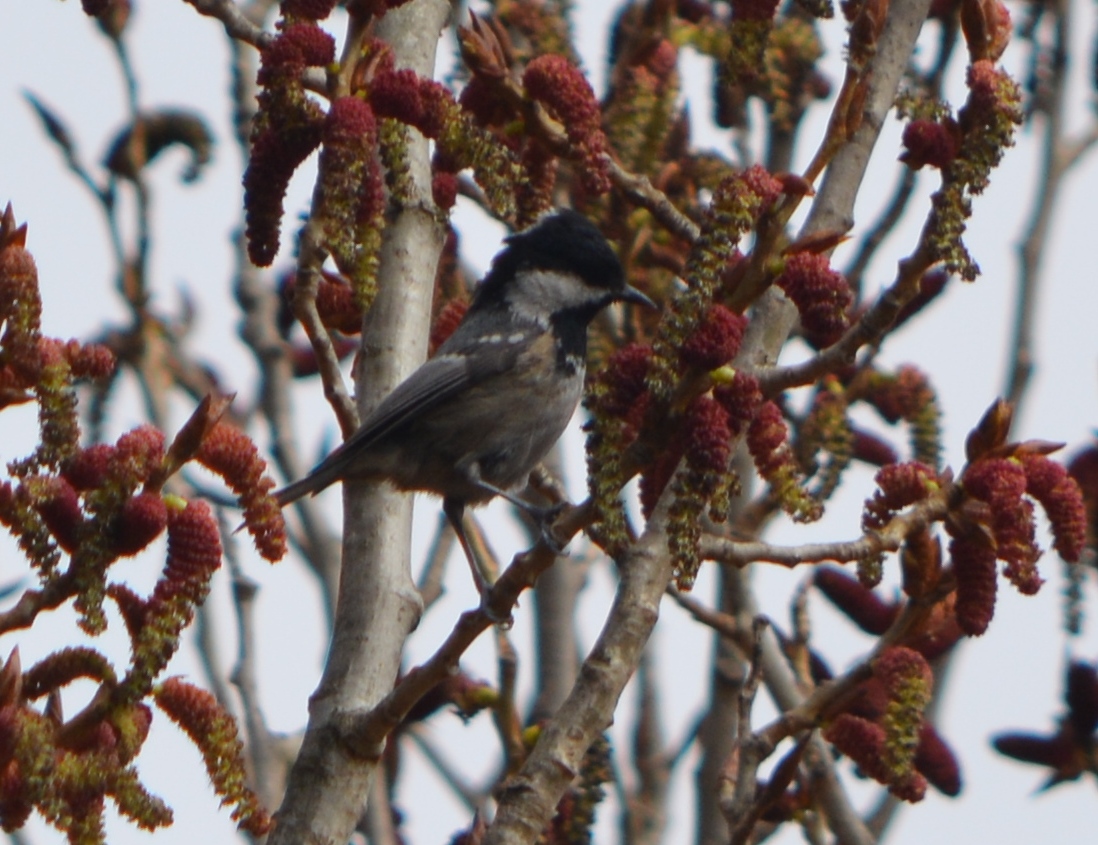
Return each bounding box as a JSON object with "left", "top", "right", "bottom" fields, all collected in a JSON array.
[{"left": 480, "top": 209, "right": 627, "bottom": 296}]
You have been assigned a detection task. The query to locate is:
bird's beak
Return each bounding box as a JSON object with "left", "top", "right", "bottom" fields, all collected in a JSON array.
[{"left": 618, "top": 285, "right": 657, "bottom": 309}]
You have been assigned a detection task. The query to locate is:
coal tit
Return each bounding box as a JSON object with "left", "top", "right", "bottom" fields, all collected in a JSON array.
[{"left": 275, "top": 209, "right": 654, "bottom": 594}]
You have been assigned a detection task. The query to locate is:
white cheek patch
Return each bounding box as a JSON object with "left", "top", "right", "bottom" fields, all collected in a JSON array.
[{"left": 507, "top": 271, "right": 596, "bottom": 321}]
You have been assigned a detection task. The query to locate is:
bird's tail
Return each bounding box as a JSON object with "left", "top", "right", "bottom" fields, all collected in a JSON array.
[{"left": 273, "top": 462, "right": 343, "bottom": 507}]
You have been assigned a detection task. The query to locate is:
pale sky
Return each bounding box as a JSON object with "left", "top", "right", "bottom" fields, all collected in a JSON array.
[{"left": 1, "top": 3, "right": 1097, "bottom": 844}]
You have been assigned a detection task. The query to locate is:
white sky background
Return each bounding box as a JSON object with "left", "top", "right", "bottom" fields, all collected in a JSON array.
[{"left": 1, "top": 2, "right": 1098, "bottom": 844}]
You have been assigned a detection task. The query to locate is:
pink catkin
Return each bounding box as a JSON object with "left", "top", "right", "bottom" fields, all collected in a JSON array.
[
  {"left": 1024, "top": 455, "right": 1087, "bottom": 562},
  {"left": 522, "top": 55, "right": 610, "bottom": 195},
  {"left": 156, "top": 500, "right": 222, "bottom": 604},
  {"left": 679, "top": 304, "right": 747, "bottom": 370},
  {"left": 950, "top": 532, "right": 997, "bottom": 636}
]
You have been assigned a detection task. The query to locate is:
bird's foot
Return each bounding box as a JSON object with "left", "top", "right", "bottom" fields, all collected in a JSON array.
[
  {"left": 472, "top": 577, "right": 514, "bottom": 627},
  {"left": 534, "top": 502, "right": 570, "bottom": 555}
]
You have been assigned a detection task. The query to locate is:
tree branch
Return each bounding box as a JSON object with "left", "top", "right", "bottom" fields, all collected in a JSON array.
[
  {"left": 699, "top": 488, "right": 949, "bottom": 569},
  {"left": 484, "top": 515, "right": 674, "bottom": 845},
  {"left": 183, "top": 0, "right": 272, "bottom": 49},
  {"left": 265, "top": 4, "right": 450, "bottom": 844}
]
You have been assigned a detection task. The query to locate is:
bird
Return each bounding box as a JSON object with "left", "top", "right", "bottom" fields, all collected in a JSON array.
[{"left": 275, "top": 209, "right": 654, "bottom": 598}]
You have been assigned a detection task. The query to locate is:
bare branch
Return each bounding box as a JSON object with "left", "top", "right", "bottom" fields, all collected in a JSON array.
[
  {"left": 337, "top": 539, "right": 562, "bottom": 758},
  {"left": 266, "top": 4, "right": 450, "bottom": 844},
  {"left": 756, "top": 241, "right": 935, "bottom": 395},
  {"left": 1005, "top": 2, "right": 1098, "bottom": 418},
  {"left": 483, "top": 511, "right": 674, "bottom": 845},
  {"left": 624, "top": 647, "right": 670, "bottom": 845},
  {"left": 719, "top": 618, "right": 769, "bottom": 844},
  {"left": 404, "top": 726, "right": 485, "bottom": 810},
  {"left": 417, "top": 511, "right": 456, "bottom": 610},
  {"left": 493, "top": 625, "right": 525, "bottom": 769},
  {"left": 699, "top": 487, "right": 949, "bottom": 569},
  {"left": 226, "top": 561, "right": 278, "bottom": 809},
  {"left": 183, "top": 0, "right": 272, "bottom": 49},
  {"left": 291, "top": 224, "right": 360, "bottom": 438},
  {"left": 605, "top": 158, "right": 701, "bottom": 242}
]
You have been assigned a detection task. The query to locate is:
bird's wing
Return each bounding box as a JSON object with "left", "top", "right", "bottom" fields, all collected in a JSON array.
[
  {"left": 347, "top": 353, "right": 488, "bottom": 448},
  {"left": 276, "top": 354, "right": 490, "bottom": 505},
  {"left": 317, "top": 339, "right": 524, "bottom": 467},
  {"left": 274, "top": 319, "right": 534, "bottom": 505}
]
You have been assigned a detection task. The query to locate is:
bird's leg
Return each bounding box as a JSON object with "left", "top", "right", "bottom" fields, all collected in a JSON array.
[
  {"left": 443, "top": 497, "right": 495, "bottom": 606},
  {"left": 466, "top": 479, "right": 568, "bottom": 555}
]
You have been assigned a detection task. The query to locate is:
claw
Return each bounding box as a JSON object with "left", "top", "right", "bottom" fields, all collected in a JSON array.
[{"left": 536, "top": 502, "right": 570, "bottom": 555}]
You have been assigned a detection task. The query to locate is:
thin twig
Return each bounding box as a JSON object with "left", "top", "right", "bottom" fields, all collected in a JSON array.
[
  {"left": 624, "top": 647, "right": 670, "bottom": 845},
  {"left": 225, "top": 546, "right": 278, "bottom": 809},
  {"left": 665, "top": 715, "right": 703, "bottom": 773},
  {"left": 109, "top": 36, "right": 139, "bottom": 116},
  {"left": 192, "top": 511, "right": 234, "bottom": 711},
  {"left": 417, "top": 511, "right": 455, "bottom": 610},
  {"left": 699, "top": 488, "right": 949, "bottom": 570},
  {"left": 293, "top": 222, "right": 360, "bottom": 438},
  {"left": 843, "top": 167, "right": 917, "bottom": 298},
  {"left": 183, "top": 0, "right": 273, "bottom": 48},
  {"left": 719, "top": 619, "right": 766, "bottom": 818},
  {"left": 1004, "top": 0, "right": 1086, "bottom": 419},
  {"left": 0, "top": 577, "right": 74, "bottom": 636},
  {"left": 756, "top": 242, "right": 935, "bottom": 395},
  {"left": 404, "top": 725, "right": 485, "bottom": 809},
  {"left": 605, "top": 158, "right": 700, "bottom": 242},
  {"left": 222, "top": 23, "right": 343, "bottom": 612},
  {"left": 335, "top": 534, "right": 565, "bottom": 758},
  {"left": 493, "top": 625, "right": 525, "bottom": 770}
]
